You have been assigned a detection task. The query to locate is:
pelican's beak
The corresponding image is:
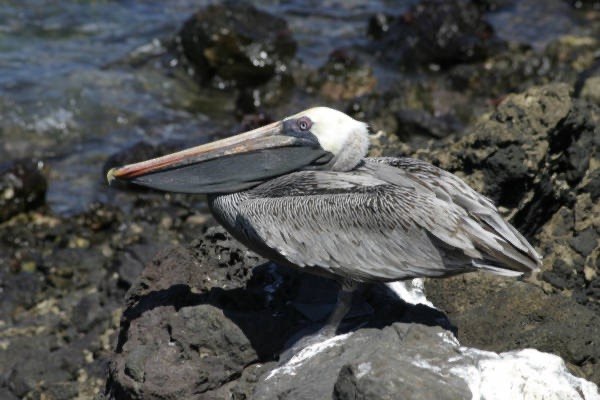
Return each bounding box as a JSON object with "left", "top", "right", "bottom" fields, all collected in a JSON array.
[{"left": 106, "top": 121, "right": 332, "bottom": 193}]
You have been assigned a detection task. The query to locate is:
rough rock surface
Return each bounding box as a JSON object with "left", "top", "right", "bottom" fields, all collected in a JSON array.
[
  {"left": 0, "top": 204, "right": 126, "bottom": 399},
  {"left": 256, "top": 325, "right": 472, "bottom": 400},
  {"left": 3, "top": 2, "right": 600, "bottom": 398},
  {"left": 413, "top": 84, "right": 598, "bottom": 300},
  {"left": 256, "top": 324, "right": 598, "bottom": 400},
  {"left": 107, "top": 229, "right": 266, "bottom": 399},
  {"left": 176, "top": 1, "right": 296, "bottom": 89},
  {"left": 306, "top": 50, "right": 377, "bottom": 101},
  {"left": 0, "top": 159, "right": 47, "bottom": 223},
  {"left": 426, "top": 274, "right": 600, "bottom": 385},
  {"left": 368, "top": 0, "right": 505, "bottom": 68},
  {"left": 0, "top": 194, "right": 208, "bottom": 398},
  {"left": 106, "top": 229, "right": 600, "bottom": 399},
  {"left": 105, "top": 227, "right": 456, "bottom": 399},
  {"left": 410, "top": 82, "right": 600, "bottom": 383},
  {"left": 100, "top": 82, "right": 600, "bottom": 398}
]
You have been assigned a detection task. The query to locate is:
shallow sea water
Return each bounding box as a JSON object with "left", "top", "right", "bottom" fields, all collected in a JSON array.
[{"left": 0, "top": 0, "right": 587, "bottom": 215}]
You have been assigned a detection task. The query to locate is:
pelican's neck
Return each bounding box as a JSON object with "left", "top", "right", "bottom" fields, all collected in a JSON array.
[{"left": 328, "top": 127, "right": 370, "bottom": 171}]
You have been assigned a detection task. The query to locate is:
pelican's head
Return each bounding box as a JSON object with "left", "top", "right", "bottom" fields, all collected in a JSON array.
[
  {"left": 107, "top": 107, "right": 369, "bottom": 194},
  {"left": 283, "top": 107, "right": 369, "bottom": 172}
]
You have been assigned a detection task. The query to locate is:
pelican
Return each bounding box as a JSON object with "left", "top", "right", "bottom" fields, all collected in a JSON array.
[{"left": 107, "top": 107, "right": 541, "bottom": 344}]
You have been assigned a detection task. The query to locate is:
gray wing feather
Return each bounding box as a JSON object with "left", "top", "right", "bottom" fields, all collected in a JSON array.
[
  {"left": 230, "top": 158, "right": 539, "bottom": 283},
  {"left": 238, "top": 181, "right": 455, "bottom": 281},
  {"left": 366, "top": 158, "right": 542, "bottom": 272}
]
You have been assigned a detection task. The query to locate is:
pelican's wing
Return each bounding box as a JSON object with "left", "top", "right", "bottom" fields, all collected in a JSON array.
[
  {"left": 232, "top": 160, "right": 539, "bottom": 283},
  {"left": 366, "top": 157, "right": 542, "bottom": 272}
]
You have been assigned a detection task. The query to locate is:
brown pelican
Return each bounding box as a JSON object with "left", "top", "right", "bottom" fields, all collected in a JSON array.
[{"left": 107, "top": 107, "right": 541, "bottom": 343}]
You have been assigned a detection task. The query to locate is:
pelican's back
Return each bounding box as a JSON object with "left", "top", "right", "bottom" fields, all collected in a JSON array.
[{"left": 209, "top": 157, "right": 541, "bottom": 283}]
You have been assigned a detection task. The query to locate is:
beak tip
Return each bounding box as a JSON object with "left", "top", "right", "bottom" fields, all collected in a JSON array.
[{"left": 106, "top": 167, "right": 118, "bottom": 185}]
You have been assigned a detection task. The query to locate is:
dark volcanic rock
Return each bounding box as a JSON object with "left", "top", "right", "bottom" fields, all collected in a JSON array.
[
  {"left": 0, "top": 201, "right": 142, "bottom": 399},
  {"left": 106, "top": 227, "right": 458, "bottom": 399},
  {"left": 395, "top": 108, "right": 463, "bottom": 143},
  {"left": 176, "top": 1, "right": 296, "bottom": 89},
  {"left": 254, "top": 324, "right": 471, "bottom": 400},
  {"left": 254, "top": 322, "right": 597, "bottom": 399},
  {"left": 449, "top": 36, "right": 598, "bottom": 100},
  {"left": 0, "top": 159, "right": 46, "bottom": 222},
  {"left": 369, "top": 0, "right": 504, "bottom": 68},
  {"left": 413, "top": 82, "right": 600, "bottom": 384},
  {"left": 105, "top": 225, "right": 600, "bottom": 397},
  {"left": 107, "top": 229, "right": 269, "bottom": 399},
  {"left": 425, "top": 274, "right": 600, "bottom": 385},
  {"left": 307, "top": 50, "right": 377, "bottom": 101},
  {"left": 104, "top": 83, "right": 600, "bottom": 397},
  {"left": 413, "top": 83, "right": 575, "bottom": 226}
]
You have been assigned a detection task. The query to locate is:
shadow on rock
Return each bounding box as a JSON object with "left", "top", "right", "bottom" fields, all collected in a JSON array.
[{"left": 105, "top": 227, "right": 454, "bottom": 399}]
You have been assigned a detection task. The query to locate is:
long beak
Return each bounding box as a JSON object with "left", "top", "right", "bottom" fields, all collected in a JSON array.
[{"left": 107, "top": 121, "right": 331, "bottom": 193}]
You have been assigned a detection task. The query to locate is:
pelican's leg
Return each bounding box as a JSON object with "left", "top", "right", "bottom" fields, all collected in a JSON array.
[
  {"left": 319, "top": 280, "right": 359, "bottom": 336},
  {"left": 279, "top": 280, "right": 359, "bottom": 362}
]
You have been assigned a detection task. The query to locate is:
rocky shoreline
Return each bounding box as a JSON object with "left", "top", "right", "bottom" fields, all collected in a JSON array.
[
  {"left": 1, "top": 1, "right": 599, "bottom": 399},
  {"left": 102, "top": 83, "right": 600, "bottom": 399}
]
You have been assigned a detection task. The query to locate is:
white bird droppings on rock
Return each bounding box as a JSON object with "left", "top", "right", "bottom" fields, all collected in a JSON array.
[
  {"left": 265, "top": 333, "right": 352, "bottom": 381},
  {"left": 356, "top": 362, "right": 372, "bottom": 379},
  {"left": 450, "top": 347, "right": 600, "bottom": 400},
  {"left": 386, "top": 279, "right": 435, "bottom": 307}
]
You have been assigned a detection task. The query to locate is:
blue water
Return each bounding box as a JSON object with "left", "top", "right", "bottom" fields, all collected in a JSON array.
[{"left": 0, "top": 0, "right": 588, "bottom": 215}]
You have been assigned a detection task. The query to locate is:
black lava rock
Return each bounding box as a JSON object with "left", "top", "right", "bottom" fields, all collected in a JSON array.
[
  {"left": 177, "top": 1, "right": 296, "bottom": 89},
  {"left": 255, "top": 324, "right": 472, "bottom": 400},
  {"left": 306, "top": 49, "right": 377, "bottom": 101},
  {"left": 105, "top": 227, "right": 457, "bottom": 399},
  {"left": 0, "top": 159, "right": 47, "bottom": 222},
  {"left": 425, "top": 273, "right": 600, "bottom": 385},
  {"left": 369, "top": 0, "right": 505, "bottom": 68}
]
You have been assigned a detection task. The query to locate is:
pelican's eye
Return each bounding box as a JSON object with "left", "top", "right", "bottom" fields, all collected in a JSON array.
[{"left": 297, "top": 116, "right": 312, "bottom": 131}]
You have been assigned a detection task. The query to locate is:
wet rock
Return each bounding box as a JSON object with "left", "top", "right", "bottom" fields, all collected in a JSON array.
[
  {"left": 176, "top": 1, "right": 296, "bottom": 89},
  {"left": 0, "top": 302, "right": 108, "bottom": 399},
  {"left": 369, "top": 0, "right": 505, "bottom": 68},
  {"left": 72, "top": 291, "right": 109, "bottom": 333},
  {"left": 545, "top": 35, "right": 598, "bottom": 75},
  {"left": 76, "top": 202, "right": 122, "bottom": 232},
  {"left": 0, "top": 199, "right": 136, "bottom": 399},
  {"left": 113, "top": 243, "right": 161, "bottom": 290},
  {"left": 0, "top": 268, "right": 42, "bottom": 317},
  {"left": 348, "top": 79, "right": 474, "bottom": 151},
  {"left": 367, "top": 13, "right": 395, "bottom": 41},
  {"left": 3, "top": 336, "right": 80, "bottom": 398},
  {"left": 235, "top": 72, "right": 295, "bottom": 115},
  {"left": 0, "top": 388, "right": 19, "bottom": 400},
  {"left": 0, "top": 159, "right": 47, "bottom": 222},
  {"left": 568, "top": 0, "right": 600, "bottom": 9}
]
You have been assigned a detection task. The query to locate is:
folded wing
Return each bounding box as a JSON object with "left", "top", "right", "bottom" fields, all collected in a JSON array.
[{"left": 228, "top": 157, "right": 541, "bottom": 282}]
